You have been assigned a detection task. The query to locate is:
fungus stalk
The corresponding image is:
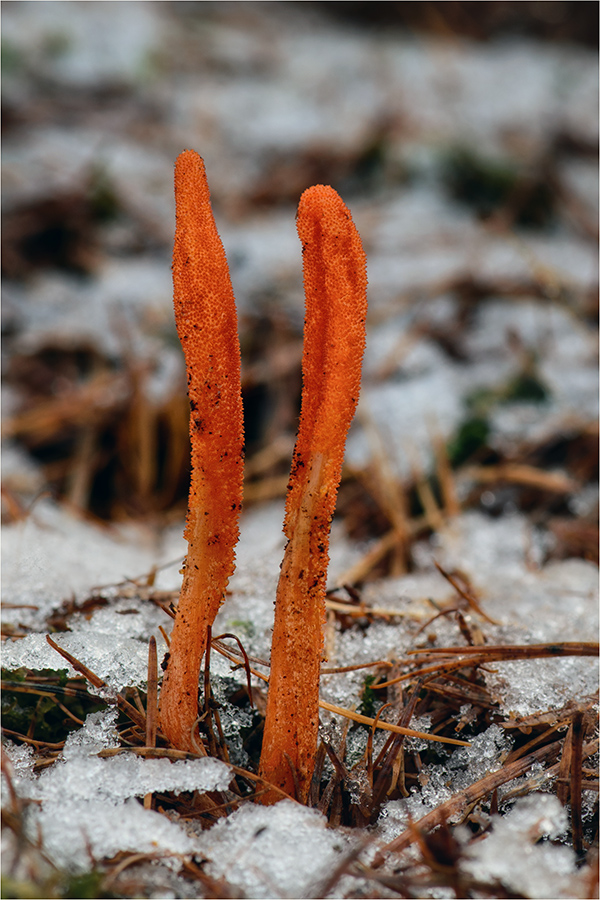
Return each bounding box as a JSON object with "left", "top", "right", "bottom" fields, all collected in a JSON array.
[
  {"left": 259, "top": 185, "right": 367, "bottom": 803},
  {"left": 159, "top": 150, "right": 244, "bottom": 752}
]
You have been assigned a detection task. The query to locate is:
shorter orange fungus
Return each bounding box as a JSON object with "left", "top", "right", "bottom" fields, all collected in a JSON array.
[{"left": 258, "top": 185, "right": 368, "bottom": 802}]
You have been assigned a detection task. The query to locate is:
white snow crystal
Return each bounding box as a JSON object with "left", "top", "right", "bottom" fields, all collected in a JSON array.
[
  {"left": 198, "top": 800, "right": 354, "bottom": 899},
  {"left": 36, "top": 798, "right": 196, "bottom": 873},
  {"left": 3, "top": 709, "right": 232, "bottom": 873},
  {"left": 463, "top": 793, "right": 575, "bottom": 898},
  {"left": 2, "top": 632, "right": 152, "bottom": 693},
  {"left": 1, "top": 499, "right": 171, "bottom": 631}
]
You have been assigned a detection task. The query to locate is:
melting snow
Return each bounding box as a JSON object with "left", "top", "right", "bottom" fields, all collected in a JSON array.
[
  {"left": 2, "top": 709, "right": 232, "bottom": 874},
  {"left": 463, "top": 794, "right": 577, "bottom": 899},
  {"left": 197, "top": 800, "right": 353, "bottom": 899}
]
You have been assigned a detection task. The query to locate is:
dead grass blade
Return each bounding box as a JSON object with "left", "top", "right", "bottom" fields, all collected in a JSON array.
[
  {"left": 374, "top": 641, "right": 599, "bottom": 688},
  {"left": 46, "top": 634, "right": 147, "bottom": 731},
  {"left": 319, "top": 700, "right": 470, "bottom": 747},
  {"left": 372, "top": 736, "right": 566, "bottom": 867},
  {"left": 433, "top": 560, "right": 498, "bottom": 624},
  {"left": 570, "top": 709, "right": 585, "bottom": 855}
]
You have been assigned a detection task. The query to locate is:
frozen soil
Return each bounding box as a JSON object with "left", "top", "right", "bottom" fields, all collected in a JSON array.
[{"left": 2, "top": 3, "right": 598, "bottom": 899}]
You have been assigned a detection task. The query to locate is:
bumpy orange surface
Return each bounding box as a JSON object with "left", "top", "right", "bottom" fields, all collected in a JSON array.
[
  {"left": 159, "top": 150, "right": 244, "bottom": 751},
  {"left": 259, "top": 185, "right": 367, "bottom": 802}
]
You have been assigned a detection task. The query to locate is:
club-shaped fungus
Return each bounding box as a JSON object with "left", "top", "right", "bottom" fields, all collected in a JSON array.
[
  {"left": 258, "top": 185, "right": 367, "bottom": 802},
  {"left": 158, "top": 150, "right": 244, "bottom": 751}
]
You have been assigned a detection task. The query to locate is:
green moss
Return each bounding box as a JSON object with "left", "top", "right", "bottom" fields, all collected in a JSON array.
[
  {"left": 349, "top": 135, "right": 389, "bottom": 190},
  {"left": 442, "top": 147, "right": 555, "bottom": 228},
  {"left": 1, "top": 870, "right": 114, "bottom": 899},
  {"left": 443, "top": 148, "right": 516, "bottom": 217},
  {"left": 447, "top": 366, "right": 549, "bottom": 469},
  {"left": 60, "top": 872, "right": 110, "bottom": 900},
  {"left": 88, "top": 167, "right": 121, "bottom": 223},
  {"left": 358, "top": 674, "right": 378, "bottom": 720},
  {"left": 466, "top": 370, "right": 550, "bottom": 416},
  {"left": 503, "top": 371, "right": 549, "bottom": 403},
  {"left": 446, "top": 416, "right": 490, "bottom": 468}
]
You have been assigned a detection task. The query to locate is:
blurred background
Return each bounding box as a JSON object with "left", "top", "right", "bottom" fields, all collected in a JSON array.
[{"left": 2, "top": 1, "right": 598, "bottom": 572}]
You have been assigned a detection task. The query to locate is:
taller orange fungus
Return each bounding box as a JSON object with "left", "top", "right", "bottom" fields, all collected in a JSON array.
[
  {"left": 258, "top": 184, "right": 368, "bottom": 802},
  {"left": 158, "top": 150, "right": 244, "bottom": 751}
]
